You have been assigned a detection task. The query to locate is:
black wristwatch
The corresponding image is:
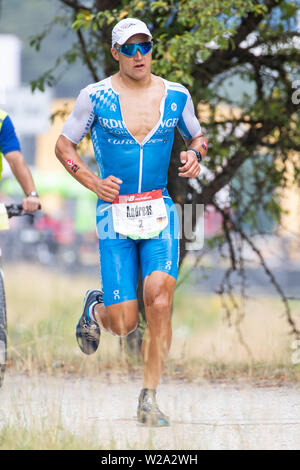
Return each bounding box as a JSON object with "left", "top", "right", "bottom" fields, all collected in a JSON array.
[
  {"left": 26, "top": 191, "right": 39, "bottom": 198},
  {"left": 188, "top": 148, "right": 202, "bottom": 162}
]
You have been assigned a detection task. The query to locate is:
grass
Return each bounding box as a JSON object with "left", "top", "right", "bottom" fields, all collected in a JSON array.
[
  {"left": 1, "top": 262, "right": 300, "bottom": 450},
  {"left": 0, "top": 422, "right": 103, "bottom": 450},
  {"left": 3, "top": 262, "right": 300, "bottom": 383}
]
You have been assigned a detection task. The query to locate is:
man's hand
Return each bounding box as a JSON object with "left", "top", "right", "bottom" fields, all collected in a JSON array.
[
  {"left": 22, "top": 196, "right": 40, "bottom": 213},
  {"left": 178, "top": 151, "right": 201, "bottom": 178},
  {"left": 96, "top": 175, "right": 123, "bottom": 202}
]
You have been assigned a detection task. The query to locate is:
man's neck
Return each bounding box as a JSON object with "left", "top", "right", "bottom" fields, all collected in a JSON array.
[{"left": 113, "top": 71, "right": 153, "bottom": 91}]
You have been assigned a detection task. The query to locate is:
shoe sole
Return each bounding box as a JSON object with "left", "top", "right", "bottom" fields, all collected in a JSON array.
[
  {"left": 76, "top": 290, "right": 101, "bottom": 355},
  {"left": 75, "top": 323, "right": 99, "bottom": 355},
  {"left": 137, "top": 411, "right": 170, "bottom": 427}
]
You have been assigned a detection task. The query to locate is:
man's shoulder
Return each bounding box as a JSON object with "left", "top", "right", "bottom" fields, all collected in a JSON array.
[
  {"left": 0, "top": 111, "right": 13, "bottom": 133},
  {"left": 0, "top": 109, "right": 9, "bottom": 124},
  {"left": 81, "top": 78, "right": 111, "bottom": 96},
  {"left": 163, "top": 78, "right": 190, "bottom": 97}
]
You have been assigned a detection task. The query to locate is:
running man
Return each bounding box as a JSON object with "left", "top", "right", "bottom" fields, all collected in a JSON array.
[
  {"left": 0, "top": 109, "right": 40, "bottom": 211},
  {"left": 55, "top": 18, "right": 208, "bottom": 426}
]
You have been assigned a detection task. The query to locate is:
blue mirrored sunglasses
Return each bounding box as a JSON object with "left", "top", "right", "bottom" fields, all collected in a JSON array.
[{"left": 114, "top": 41, "right": 153, "bottom": 57}]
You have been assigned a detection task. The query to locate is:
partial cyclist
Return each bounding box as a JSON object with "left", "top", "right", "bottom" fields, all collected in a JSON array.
[
  {"left": 0, "top": 109, "right": 40, "bottom": 211},
  {"left": 0, "top": 109, "right": 40, "bottom": 386}
]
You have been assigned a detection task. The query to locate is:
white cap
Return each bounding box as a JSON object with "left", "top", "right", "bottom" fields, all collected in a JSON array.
[{"left": 112, "top": 18, "right": 152, "bottom": 47}]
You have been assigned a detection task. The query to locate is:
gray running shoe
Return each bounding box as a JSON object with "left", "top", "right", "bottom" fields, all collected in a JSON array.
[
  {"left": 76, "top": 289, "right": 103, "bottom": 355},
  {"left": 137, "top": 388, "right": 170, "bottom": 427}
]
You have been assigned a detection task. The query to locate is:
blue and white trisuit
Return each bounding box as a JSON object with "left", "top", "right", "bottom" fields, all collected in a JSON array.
[{"left": 61, "top": 76, "right": 202, "bottom": 306}]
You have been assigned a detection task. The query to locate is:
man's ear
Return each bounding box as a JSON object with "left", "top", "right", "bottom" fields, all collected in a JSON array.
[{"left": 111, "top": 47, "right": 119, "bottom": 62}]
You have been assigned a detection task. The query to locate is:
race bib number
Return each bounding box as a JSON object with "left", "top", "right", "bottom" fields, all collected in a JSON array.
[{"left": 112, "top": 190, "right": 168, "bottom": 240}]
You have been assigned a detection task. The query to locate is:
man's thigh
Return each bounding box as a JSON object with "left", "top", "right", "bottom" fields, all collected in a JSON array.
[
  {"left": 97, "top": 202, "right": 140, "bottom": 307},
  {"left": 139, "top": 235, "right": 180, "bottom": 282},
  {"left": 139, "top": 196, "right": 180, "bottom": 282},
  {"left": 99, "top": 236, "right": 140, "bottom": 307},
  {"left": 143, "top": 270, "right": 177, "bottom": 308}
]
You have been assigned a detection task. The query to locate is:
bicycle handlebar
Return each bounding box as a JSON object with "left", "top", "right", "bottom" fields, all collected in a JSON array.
[{"left": 5, "top": 203, "right": 41, "bottom": 218}]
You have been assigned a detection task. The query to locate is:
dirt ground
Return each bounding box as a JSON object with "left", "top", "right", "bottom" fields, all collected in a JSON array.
[{"left": 0, "top": 372, "right": 299, "bottom": 450}]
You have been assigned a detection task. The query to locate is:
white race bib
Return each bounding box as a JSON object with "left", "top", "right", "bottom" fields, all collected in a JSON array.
[{"left": 112, "top": 190, "right": 168, "bottom": 240}]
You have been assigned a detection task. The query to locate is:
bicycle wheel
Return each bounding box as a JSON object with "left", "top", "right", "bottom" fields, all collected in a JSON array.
[{"left": 0, "top": 268, "right": 7, "bottom": 387}]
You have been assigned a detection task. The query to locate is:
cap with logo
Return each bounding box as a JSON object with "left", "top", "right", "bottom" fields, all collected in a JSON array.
[{"left": 112, "top": 18, "right": 152, "bottom": 47}]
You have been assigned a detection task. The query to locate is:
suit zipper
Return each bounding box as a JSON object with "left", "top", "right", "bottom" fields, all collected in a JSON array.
[{"left": 138, "top": 144, "right": 143, "bottom": 193}]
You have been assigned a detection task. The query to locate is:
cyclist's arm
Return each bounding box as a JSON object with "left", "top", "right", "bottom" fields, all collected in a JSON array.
[
  {"left": 1, "top": 116, "right": 40, "bottom": 211},
  {"left": 55, "top": 89, "right": 122, "bottom": 201},
  {"left": 5, "top": 150, "right": 37, "bottom": 195}
]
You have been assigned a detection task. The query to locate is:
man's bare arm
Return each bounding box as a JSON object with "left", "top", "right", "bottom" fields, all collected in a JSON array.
[
  {"left": 186, "top": 133, "right": 208, "bottom": 160},
  {"left": 55, "top": 135, "right": 122, "bottom": 202},
  {"left": 178, "top": 133, "right": 208, "bottom": 178}
]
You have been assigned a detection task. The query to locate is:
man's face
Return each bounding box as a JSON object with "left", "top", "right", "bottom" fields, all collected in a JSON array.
[{"left": 111, "top": 33, "right": 152, "bottom": 81}]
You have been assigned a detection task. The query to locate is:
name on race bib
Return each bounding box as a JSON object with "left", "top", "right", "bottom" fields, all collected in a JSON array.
[{"left": 112, "top": 190, "right": 168, "bottom": 240}]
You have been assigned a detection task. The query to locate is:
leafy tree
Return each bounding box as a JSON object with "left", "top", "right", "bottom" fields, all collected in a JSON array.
[{"left": 30, "top": 0, "right": 300, "bottom": 344}]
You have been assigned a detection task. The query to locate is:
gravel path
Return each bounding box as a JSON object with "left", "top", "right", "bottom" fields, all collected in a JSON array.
[{"left": 0, "top": 372, "right": 299, "bottom": 450}]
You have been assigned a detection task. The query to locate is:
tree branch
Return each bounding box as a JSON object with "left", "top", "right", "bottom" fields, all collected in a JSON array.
[
  {"left": 214, "top": 202, "right": 300, "bottom": 338},
  {"left": 246, "top": 31, "right": 300, "bottom": 50},
  {"left": 197, "top": 122, "right": 275, "bottom": 205},
  {"left": 60, "top": 0, "right": 90, "bottom": 11},
  {"left": 76, "top": 28, "right": 100, "bottom": 82},
  {"left": 193, "top": 0, "right": 282, "bottom": 84}
]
